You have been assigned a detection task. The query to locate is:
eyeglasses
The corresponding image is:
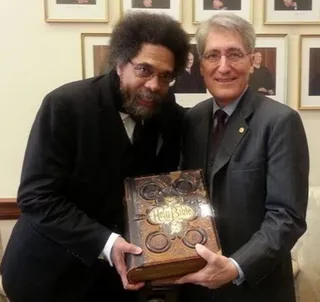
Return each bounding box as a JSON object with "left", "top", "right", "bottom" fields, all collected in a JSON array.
[
  {"left": 202, "top": 50, "right": 249, "bottom": 64},
  {"left": 128, "top": 60, "right": 175, "bottom": 86}
]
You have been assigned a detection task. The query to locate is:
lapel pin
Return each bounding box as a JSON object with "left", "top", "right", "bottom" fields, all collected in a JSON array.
[{"left": 239, "top": 127, "right": 245, "bottom": 133}]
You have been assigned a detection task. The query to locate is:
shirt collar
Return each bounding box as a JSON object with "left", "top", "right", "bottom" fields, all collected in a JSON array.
[
  {"left": 119, "top": 112, "right": 144, "bottom": 126},
  {"left": 213, "top": 86, "right": 248, "bottom": 117},
  {"left": 119, "top": 112, "right": 130, "bottom": 121}
]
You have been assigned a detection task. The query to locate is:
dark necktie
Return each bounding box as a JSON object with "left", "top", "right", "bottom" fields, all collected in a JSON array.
[
  {"left": 212, "top": 109, "right": 227, "bottom": 143},
  {"left": 206, "top": 109, "right": 228, "bottom": 184}
]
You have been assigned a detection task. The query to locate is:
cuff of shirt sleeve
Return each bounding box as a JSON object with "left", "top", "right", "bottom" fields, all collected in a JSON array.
[
  {"left": 229, "top": 257, "right": 245, "bottom": 286},
  {"left": 101, "top": 232, "right": 120, "bottom": 266}
]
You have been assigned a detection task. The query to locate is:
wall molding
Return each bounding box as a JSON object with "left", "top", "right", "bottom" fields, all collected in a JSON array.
[{"left": 0, "top": 198, "right": 20, "bottom": 219}]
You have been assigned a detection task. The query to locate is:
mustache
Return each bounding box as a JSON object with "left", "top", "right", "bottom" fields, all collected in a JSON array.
[{"left": 134, "top": 89, "right": 162, "bottom": 103}]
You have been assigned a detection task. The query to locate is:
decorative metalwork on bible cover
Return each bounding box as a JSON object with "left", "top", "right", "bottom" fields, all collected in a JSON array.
[{"left": 123, "top": 169, "right": 221, "bottom": 283}]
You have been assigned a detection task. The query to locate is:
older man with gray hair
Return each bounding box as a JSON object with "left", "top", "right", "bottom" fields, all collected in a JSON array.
[{"left": 176, "top": 12, "right": 309, "bottom": 302}]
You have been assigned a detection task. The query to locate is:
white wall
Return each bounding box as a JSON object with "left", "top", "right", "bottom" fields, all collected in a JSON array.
[
  {"left": 0, "top": 0, "right": 319, "bottom": 197},
  {"left": 0, "top": 220, "right": 16, "bottom": 256}
]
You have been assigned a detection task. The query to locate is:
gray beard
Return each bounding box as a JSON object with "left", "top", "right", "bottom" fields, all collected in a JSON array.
[{"left": 121, "top": 89, "right": 162, "bottom": 120}]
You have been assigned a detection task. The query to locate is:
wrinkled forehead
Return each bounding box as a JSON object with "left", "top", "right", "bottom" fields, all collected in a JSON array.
[
  {"left": 204, "top": 28, "right": 247, "bottom": 52},
  {"left": 132, "top": 44, "right": 175, "bottom": 73}
]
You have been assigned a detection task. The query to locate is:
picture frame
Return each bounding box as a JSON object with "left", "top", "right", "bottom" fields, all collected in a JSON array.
[
  {"left": 81, "top": 33, "right": 111, "bottom": 79},
  {"left": 172, "top": 35, "right": 211, "bottom": 108},
  {"left": 44, "top": 0, "right": 108, "bottom": 23},
  {"left": 193, "top": 0, "right": 253, "bottom": 24},
  {"left": 299, "top": 35, "right": 320, "bottom": 110},
  {"left": 264, "top": 0, "right": 320, "bottom": 24},
  {"left": 120, "top": 0, "right": 182, "bottom": 22},
  {"left": 249, "top": 34, "right": 288, "bottom": 105}
]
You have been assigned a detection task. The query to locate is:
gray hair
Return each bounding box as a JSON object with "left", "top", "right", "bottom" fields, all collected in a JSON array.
[{"left": 195, "top": 13, "right": 256, "bottom": 58}]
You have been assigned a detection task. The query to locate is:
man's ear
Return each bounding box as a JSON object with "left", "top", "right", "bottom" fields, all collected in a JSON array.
[
  {"left": 116, "top": 64, "right": 122, "bottom": 77},
  {"left": 200, "top": 60, "right": 204, "bottom": 76},
  {"left": 116, "top": 60, "right": 127, "bottom": 77},
  {"left": 249, "top": 53, "right": 254, "bottom": 66}
]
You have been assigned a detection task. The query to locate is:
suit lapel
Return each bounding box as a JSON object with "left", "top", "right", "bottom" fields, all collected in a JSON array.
[
  {"left": 95, "top": 74, "right": 130, "bottom": 162},
  {"left": 211, "top": 89, "right": 255, "bottom": 178},
  {"left": 194, "top": 99, "right": 213, "bottom": 171}
]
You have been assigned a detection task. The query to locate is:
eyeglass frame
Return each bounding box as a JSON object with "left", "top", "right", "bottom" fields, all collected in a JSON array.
[
  {"left": 201, "top": 49, "right": 251, "bottom": 65},
  {"left": 128, "top": 59, "right": 176, "bottom": 86}
]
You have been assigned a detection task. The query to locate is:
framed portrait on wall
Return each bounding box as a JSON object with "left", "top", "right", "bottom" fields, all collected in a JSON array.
[
  {"left": 173, "top": 36, "right": 211, "bottom": 108},
  {"left": 299, "top": 35, "right": 320, "bottom": 110},
  {"left": 120, "top": 0, "right": 182, "bottom": 22},
  {"left": 264, "top": 0, "right": 320, "bottom": 24},
  {"left": 44, "top": 0, "right": 108, "bottom": 23},
  {"left": 249, "top": 35, "right": 288, "bottom": 105},
  {"left": 193, "top": 0, "right": 253, "bottom": 24},
  {"left": 81, "top": 33, "right": 111, "bottom": 79}
]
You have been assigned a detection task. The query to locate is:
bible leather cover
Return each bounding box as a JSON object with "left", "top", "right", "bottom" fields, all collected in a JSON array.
[{"left": 123, "top": 169, "right": 221, "bottom": 283}]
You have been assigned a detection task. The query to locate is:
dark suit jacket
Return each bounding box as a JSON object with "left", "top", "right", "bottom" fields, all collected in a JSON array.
[
  {"left": 309, "top": 73, "right": 320, "bottom": 95},
  {"left": 203, "top": 0, "right": 241, "bottom": 10},
  {"left": 274, "top": 0, "right": 312, "bottom": 10},
  {"left": 172, "top": 69, "right": 206, "bottom": 94},
  {"left": 178, "top": 88, "right": 309, "bottom": 302},
  {"left": 132, "top": 0, "right": 170, "bottom": 9},
  {"left": 56, "top": 0, "right": 96, "bottom": 4},
  {"left": 249, "top": 65, "right": 275, "bottom": 95},
  {"left": 0, "top": 73, "right": 185, "bottom": 302}
]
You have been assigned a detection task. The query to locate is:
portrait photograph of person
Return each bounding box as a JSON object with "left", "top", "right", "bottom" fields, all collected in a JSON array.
[
  {"left": 249, "top": 48, "right": 276, "bottom": 96},
  {"left": 203, "top": 0, "right": 241, "bottom": 10},
  {"left": 81, "top": 34, "right": 112, "bottom": 79},
  {"left": 131, "top": 0, "right": 170, "bottom": 9},
  {"left": 93, "top": 45, "right": 109, "bottom": 76},
  {"left": 171, "top": 45, "right": 206, "bottom": 94},
  {"left": 274, "top": 0, "right": 312, "bottom": 11},
  {"left": 56, "top": 0, "right": 96, "bottom": 4},
  {"left": 123, "top": 0, "right": 180, "bottom": 21},
  {"left": 299, "top": 35, "right": 320, "bottom": 108},
  {"left": 265, "top": 0, "right": 320, "bottom": 24},
  {"left": 46, "top": 0, "right": 107, "bottom": 22},
  {"left": 309, "top": 48, "right": 320, "bottom": 96}
]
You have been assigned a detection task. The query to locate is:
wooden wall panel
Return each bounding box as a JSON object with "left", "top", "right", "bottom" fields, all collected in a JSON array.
[{"left": 0, "top": 199, "right": 20, "bottom": 219}]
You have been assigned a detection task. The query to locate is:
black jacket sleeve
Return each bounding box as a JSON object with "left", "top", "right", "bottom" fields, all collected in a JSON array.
[{"left": 17, "top": 91, "right": 110, "bottom": 266}]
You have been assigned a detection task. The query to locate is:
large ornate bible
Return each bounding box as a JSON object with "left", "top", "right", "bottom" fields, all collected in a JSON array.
[{"left": 123, "top": 169, "right": 221, "bottom": 283}]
